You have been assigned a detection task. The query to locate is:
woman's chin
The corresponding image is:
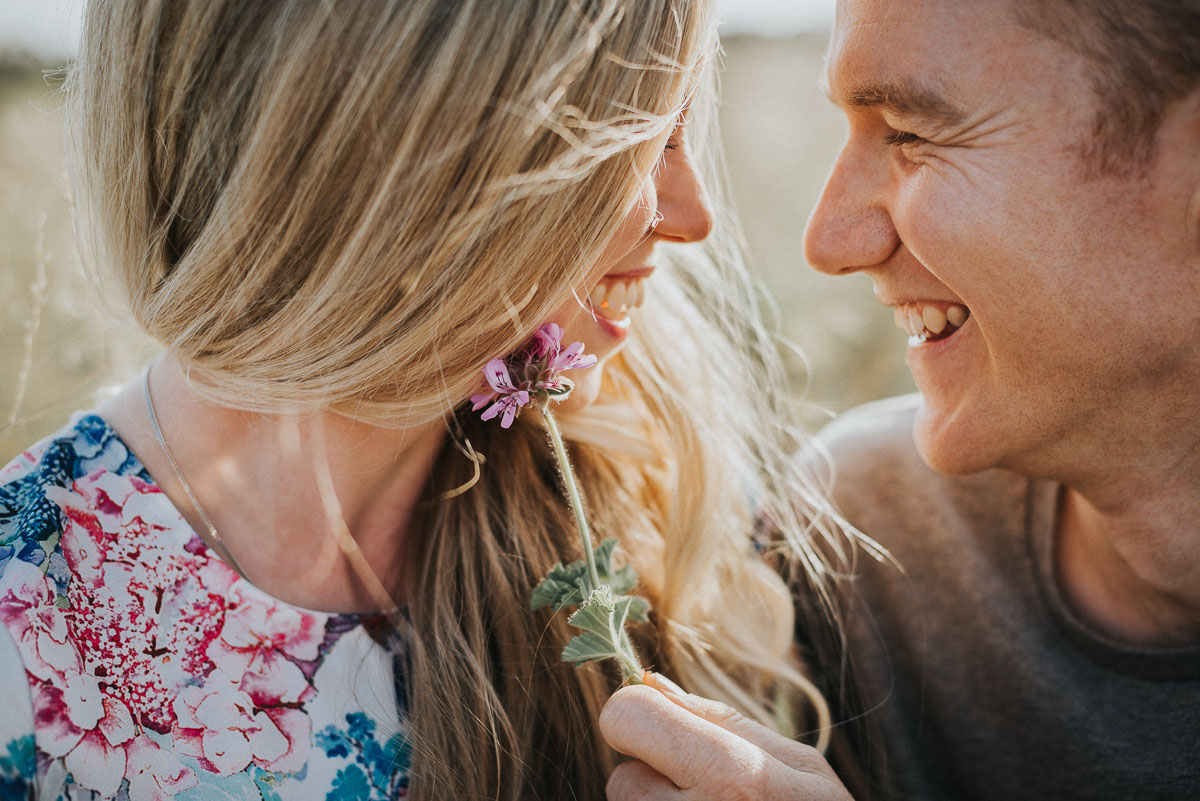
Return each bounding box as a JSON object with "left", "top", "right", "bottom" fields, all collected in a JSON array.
[{"left": 556, "top": 366, "right": 604, "bottom": 413}]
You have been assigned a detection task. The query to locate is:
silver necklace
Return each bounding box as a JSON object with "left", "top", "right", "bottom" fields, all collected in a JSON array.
[{"left": 143, "top": 366, "right": 250, "bottom": 580}]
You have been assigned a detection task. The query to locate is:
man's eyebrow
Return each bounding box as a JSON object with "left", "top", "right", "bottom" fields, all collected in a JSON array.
[{"left": 837, "top": 80, "right": 968, "bottom": 126}]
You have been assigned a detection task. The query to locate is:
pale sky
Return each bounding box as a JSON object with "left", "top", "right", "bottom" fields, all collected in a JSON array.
[{"left": 0, "top": 0, "right": 836, "bottom": 59}]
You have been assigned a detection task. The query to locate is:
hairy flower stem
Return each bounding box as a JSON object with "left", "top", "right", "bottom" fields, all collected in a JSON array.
[{"left": 540, "top": 405, "right": 601, "bottom": 594}]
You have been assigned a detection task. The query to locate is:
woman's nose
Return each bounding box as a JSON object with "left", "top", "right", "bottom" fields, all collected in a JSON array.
[
  {"left": 652, "top": 145, "right": 714, "bottom": 243},
  {"left": 804, "top": 138, "right": 899, "bottom": 275}
]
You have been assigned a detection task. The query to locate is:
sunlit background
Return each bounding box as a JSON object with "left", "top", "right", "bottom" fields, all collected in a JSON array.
[{"left": 0, "top": 0, "right": 913, "bottom": 463}]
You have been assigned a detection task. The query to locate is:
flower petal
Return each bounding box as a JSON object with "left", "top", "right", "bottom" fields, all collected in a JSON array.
[
  {"left": 550, "top": 341, "right": 597, "bottom": 372},
  {"left": 470, "top": 391, "right": 496, "bottom": 411},
  {"left": 501, "top": 392, "right": 532, "bottom": 428},
  {"left": 500, "top": 400, "right": 520, "bottom": 429},
  {"left": 533, "top": 324, "right": 563, "bottom": 359},
  {"left": 64, "top": 729, "right": 127, "bottom": 797},
  {"left": 480, "top": 400, "right": 504, "bottom": 422},
  {"left": 483, "top": 359, "right": 518, "bottom": 394}
]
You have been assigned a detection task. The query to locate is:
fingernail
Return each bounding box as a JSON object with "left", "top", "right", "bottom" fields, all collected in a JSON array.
[{"left": 645, "top": 672, "right": 687, "bottom": 699}]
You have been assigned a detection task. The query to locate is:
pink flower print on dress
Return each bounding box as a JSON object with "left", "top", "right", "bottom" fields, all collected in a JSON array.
[
  {"left": 125, "top": 735, "right": 199, "bottom": 801},
  {"left": 0, "top": 559, "right": 80, "bottom": 683},
  {"left": 171, "top": 682, "right": 297, "bottom": 776},
  {"left": 470, "top": 323, "right": 597, "bottom": 428},
  {"left": 14, "top": 558, "right": 172, "bottom": 799},
  {"left": 55, "top": 469, "right": 230, "bottom": 733},
  {"left": 63, "top": 734, "right": 125, "bottom": 796},
  {"left": 32, "top": 684, "right": 142, "bottom": 795},
  {"left": 33, "top": 683, "right": 86, "bottom": 759},
  {"left": 55, "top": 682, "right": 136, "bottom": 797},
  {"left": 255, "top": 705, "right": 311, "bottom": 774},
  {"left": 188, "top": 584, "right": 322, "bottom": 773},
  {"left": 62, "top": 671, "right": 105, "bottom": 729},
  {"left": 207, "top": 584, "right": 323, "bottom": 705}
]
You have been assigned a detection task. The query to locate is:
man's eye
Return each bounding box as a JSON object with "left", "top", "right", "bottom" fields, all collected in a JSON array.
[{"left": 884, "top": 130, "right": 925, "bottom": 147}]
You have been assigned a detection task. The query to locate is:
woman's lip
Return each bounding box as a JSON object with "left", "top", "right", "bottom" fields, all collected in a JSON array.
[
  {"left": 595, "top": 313, "right": 631, "bottom": 339},
  {"left": 603, "top": 266, "right": 654, "bottom": 280}
]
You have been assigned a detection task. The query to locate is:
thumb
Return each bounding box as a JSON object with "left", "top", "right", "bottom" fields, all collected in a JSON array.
[{"left": 644, "top": 673, "right": 837, "bottom": 780}]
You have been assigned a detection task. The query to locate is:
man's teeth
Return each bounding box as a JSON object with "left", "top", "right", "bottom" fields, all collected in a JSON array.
[
  {"left": 922, "top": 306, "right": 947, "bottom": 335},
  {"left": 893, "top": 302, "right": 970, "bottom": 341},
  {"left": 589, "top": 277, "right": 646, "bottom": 318}
]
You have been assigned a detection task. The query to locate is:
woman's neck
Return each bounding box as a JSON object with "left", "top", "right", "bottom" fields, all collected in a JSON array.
[{"left": 100, "top": 355, "right": 446, "bottom": 614}]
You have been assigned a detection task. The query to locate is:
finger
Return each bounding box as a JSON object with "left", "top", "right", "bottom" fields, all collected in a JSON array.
[
  {"left": 600, "top": 684, "right": 776, "bottom": 790},
  {"left": 606, "top": 759, "right": 685, "bottom": 801},
  {"left": 645, "top": 679, "right": 837, "bottom": 781}
]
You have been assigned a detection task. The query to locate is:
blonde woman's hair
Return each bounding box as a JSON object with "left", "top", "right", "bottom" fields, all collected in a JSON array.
[{"left": 70, "top": 1, "right": 855, "bottom": 798}]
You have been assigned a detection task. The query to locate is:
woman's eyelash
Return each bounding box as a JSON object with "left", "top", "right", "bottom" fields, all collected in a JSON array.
[
  {"left": 663, "top": 138, "right": 680, "bottom": 152},
  {"left": 884, "top": 130, "right": 925, "bottom": 147}
]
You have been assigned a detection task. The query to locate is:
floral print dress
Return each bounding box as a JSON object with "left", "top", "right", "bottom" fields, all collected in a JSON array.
[{"left": 0, "top": 415, "right": 411, "bottom": 800}]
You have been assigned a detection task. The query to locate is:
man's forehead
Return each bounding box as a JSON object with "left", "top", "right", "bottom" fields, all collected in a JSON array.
[{"left": 823, "top": 0, "right": 1008, "bottom": 123}]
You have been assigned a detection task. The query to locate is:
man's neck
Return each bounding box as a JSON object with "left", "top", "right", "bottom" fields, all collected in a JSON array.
[{"left": 1056, "top": 484, "right": 1200, "bottom": 647}]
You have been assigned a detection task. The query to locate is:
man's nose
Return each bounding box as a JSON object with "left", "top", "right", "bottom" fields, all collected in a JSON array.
[
  {"left": 653, "top": 147, "right": 714, "bottom": 243},
  {"left": 804, "top": 140, "right": 899, "bottom": 275}
]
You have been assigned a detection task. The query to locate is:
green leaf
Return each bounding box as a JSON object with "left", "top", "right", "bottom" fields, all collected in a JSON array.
[
  {"left": 557, "top": 587, "right": 650, "bottom": 668},
  {"left": 530, "top": 539, "right": 651, "bottom": 677},
  {"left": 594, "top": 540, "right": 639, "bottom": 595},
  {"left": 530, "top": 538, "right": 641, "bottom": 612},
  {"left": 562, "top": 630, "right": 626, "bottom": 667},
  {"left": 568, "top": 588, "right": 648, "bottom": 635},
  {"left": 562, "top": 588, "right": 620, "bottom": 666},
  {"left": 609, "top": 564, "right": 639, "bottom": 596},
  {"left": 530, "top": 561, "right": 588, "bottom": 611},
  {"left": 567, "top": 586, "right": 617, "bottom": 633}
]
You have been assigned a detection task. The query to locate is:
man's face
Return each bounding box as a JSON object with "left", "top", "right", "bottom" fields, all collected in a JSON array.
[{"left": 805, "top": 0, "right": 1200, "bottom": 479}]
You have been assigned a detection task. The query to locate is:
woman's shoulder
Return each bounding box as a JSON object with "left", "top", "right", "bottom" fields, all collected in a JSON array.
[
  {"left": 0, "top": 415, "right": 412, "bottom": 799},
  {"left": 1, "top": 414, "right": 145, "bottom": 581}
]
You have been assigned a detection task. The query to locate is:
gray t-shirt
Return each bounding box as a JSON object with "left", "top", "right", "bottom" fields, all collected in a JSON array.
[{"left": 815, "top": 395, "right": 1200, "bottom": 801}]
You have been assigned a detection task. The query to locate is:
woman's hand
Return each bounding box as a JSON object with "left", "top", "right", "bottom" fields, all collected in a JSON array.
[{"left": 600, "top": 683, "right": 855, "bottom": 801}]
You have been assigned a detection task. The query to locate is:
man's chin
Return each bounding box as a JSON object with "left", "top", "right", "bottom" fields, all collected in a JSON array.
[{"left": 912, "top": 398, "right": 1001, "bottom": 476}]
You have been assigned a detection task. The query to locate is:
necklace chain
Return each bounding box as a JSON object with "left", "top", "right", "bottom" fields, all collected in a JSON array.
[{"left": 143, "top": 366, "right": 250, "bottom": 580}]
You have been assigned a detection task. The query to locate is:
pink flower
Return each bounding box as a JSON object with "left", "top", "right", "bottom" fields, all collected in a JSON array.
[
  {"left": 172, "top": 681, "right": 308, "bottom": 776},
  {"left": 35, "top": 679, "right": 187, "bottom": 799},
  {"left": 532, "top": 323, "right": 565, "bottom": 358},
  {"left": 206, "top": 584, "right": 323, "bottom": 703},
  {"left": 63, "top": 671, "right": 105, "bottom": 730},
  {"left": 471, "top": 360, "right": 532, "bottom": 429},
  {"left": 58, "top": 697, "right": 137, "bottom": 796},
  {"left": 63, "top": 729, "right": 128, "bottom": 797},
  {"left": 0, "top": 560, "right": 81, "bottom": 683},
  {"left": 548, "top": 340, "right": 596, "bottom": 374},
  {"left": 33, "top": 683, "right": 86, "bottom": 758},
  {"left": 125, "top": 735, "right": 199, "bottom": 801},
  {"left": 471, "top": 323, "right": 596, "bottom": 428}
]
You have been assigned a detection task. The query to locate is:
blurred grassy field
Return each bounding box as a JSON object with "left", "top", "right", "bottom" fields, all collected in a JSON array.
[{"left": 0, "top": 35, "right": 913, "bottom": 464}]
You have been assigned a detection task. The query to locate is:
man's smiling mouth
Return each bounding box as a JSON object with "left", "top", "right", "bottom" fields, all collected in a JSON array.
[{"left": 894, "top": 301, "right": 971, "bottom": 344}]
